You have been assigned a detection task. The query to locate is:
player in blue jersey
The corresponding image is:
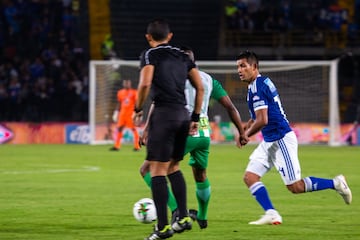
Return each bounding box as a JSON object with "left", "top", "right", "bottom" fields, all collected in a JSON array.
[{"left": 236, "top": 50, "right": 352, "bottom": 225}]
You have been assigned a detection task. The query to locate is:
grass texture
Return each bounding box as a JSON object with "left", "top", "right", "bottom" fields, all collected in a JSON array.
[{"left": 0, "top": 144, "right": 359, "bottom": 240}]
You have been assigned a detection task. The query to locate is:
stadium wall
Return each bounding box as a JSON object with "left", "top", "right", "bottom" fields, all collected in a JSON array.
[
  {"left": 109, "top": 0, "right": 221, "bottom": 60},
  {"left": 0, "top": 122, "right": 358, "bottom": 145}
]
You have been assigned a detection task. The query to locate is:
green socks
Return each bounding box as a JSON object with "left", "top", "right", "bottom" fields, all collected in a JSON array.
[{"left": 196, "top": 178, "right": 211, "bottom": 220}]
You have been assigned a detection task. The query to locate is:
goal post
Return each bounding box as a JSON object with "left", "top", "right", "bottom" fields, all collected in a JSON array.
[
  {"left": 329, "top": 59, "right": 341, "bottom": 146},
  {"left": 89, "top": 59, "right": 341, "bottom": 146},
  {"left": 89, "top": 60, "right": 140, "bottom": 145}
]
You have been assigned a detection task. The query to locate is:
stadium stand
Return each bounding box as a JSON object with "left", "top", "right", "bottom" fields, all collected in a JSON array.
[
  {"left": 0, "top": 0, "right": 88, "bottom": 122},
  {"left": 0, "top": 0, "right": 358, "bottom": 123}
]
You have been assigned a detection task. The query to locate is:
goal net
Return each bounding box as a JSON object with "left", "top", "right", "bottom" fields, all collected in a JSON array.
[{"left": 89, "top": 59, "right": 340, "bottom": 146}]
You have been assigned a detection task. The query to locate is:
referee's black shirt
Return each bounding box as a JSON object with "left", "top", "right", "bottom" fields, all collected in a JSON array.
[{"left": 140, "top": 44, "right": 196, "bottom": 108}]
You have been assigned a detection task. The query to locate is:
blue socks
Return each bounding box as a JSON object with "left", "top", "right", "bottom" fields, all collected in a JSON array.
[
  {"left": 249, "top": 182, "right": 275, "bottom": 211},
  {"left": 249, "top": 177, "right": 335, "bottom": 212},
  {"left": 303, "top": 176, "right": 334, "bottom": 192}
]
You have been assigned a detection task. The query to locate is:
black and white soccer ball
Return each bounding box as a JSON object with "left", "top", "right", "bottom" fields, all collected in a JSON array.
[{"left": 133, "top": 198, "right": 157, "bottom": 223}]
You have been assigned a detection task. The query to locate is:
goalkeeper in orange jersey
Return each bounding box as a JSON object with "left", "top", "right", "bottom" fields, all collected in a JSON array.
[{"left": 110, "top": 79, "right": 140, "bottom": 151}]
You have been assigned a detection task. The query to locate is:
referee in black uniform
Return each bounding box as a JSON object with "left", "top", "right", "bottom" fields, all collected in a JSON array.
[{"left": 133, "top": 18, "right": 204, "bottom": 240}]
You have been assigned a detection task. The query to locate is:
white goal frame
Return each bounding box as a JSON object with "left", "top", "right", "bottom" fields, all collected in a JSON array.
[{"left": 89, "top": 59, "right": 340, "bottom": 146}]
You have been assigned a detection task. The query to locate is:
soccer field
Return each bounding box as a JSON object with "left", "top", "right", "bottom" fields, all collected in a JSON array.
[{"left": 0, "top": 144, "right": 359, "bottom": 240}]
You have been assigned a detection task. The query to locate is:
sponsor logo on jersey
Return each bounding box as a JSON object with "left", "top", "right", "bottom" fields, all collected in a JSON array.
[{"left": 252, "top": 95, "right": 260, "bottom": 101}]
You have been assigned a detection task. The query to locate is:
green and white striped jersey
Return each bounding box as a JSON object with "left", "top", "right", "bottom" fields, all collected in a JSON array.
[{"left": 185, "top": 70, "right": 228, "bottom": 137}]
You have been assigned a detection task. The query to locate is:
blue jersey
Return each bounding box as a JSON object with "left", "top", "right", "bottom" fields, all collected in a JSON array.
[{"left": 247, "top": 75, "right": 292, "bottom": 142}]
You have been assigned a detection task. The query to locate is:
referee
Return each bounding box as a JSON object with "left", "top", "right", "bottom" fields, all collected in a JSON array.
[{"left": 133, "top": 18, "right": 204, "bottom": 240}]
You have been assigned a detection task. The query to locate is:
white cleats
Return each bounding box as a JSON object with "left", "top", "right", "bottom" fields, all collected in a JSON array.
[
  {"left": 249, "top": 209, "right": 282, "bottom": 225},
  {"left": 334, "top": 174, "right": 352, "bottom": 204}
]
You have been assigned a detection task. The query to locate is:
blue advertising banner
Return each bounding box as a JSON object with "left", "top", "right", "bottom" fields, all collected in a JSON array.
[{"left": 65, "top": 124, "right": 90, "bottom": 144}]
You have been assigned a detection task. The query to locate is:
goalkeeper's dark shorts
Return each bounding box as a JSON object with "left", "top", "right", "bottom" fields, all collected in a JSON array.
[{"left": 146, "top": 105, "right": 190, "bottom": 163}]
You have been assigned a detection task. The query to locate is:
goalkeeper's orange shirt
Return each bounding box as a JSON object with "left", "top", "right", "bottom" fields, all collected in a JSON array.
[{"left": 117, "top": 88, "right": 137, "bottom": 117}]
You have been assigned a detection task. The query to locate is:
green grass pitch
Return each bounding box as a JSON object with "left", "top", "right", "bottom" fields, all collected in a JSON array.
[{"left": 0, "top": 144, "right": 359, "bottom": 240}]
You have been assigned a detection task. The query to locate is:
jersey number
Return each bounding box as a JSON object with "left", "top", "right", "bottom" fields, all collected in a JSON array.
[{"left": 273, "top": 95, "right": 288, "bottom": 121}]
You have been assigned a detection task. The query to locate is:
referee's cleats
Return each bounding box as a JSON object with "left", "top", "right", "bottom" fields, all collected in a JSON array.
[
  {"left": 144, "top": 224, "right": 173, "bottom": 240},
  {"left": 334, "top": 174, "right": 352, "bottom": 204},
  {"left": 249, "top": 209, "right": 282, "bottom": 225},
  {"left": 171, "top": 216, "right": 192, "bottom": 233},
  {"left": 170, "top": 209, "right": 179, "bottom": 225}
]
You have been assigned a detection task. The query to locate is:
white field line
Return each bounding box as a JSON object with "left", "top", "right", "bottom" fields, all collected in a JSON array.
[{"left": 1, "top": 166, "right": 100, "bottom": 174}]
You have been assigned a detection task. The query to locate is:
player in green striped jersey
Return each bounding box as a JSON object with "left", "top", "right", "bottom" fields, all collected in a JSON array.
[{"left": 139, "top": 47, "right": 248, "bottom": 229}]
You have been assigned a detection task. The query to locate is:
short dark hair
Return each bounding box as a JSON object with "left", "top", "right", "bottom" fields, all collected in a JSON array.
[
  {"left": 179, "top": 45, "right": 195, "bottom": 62},
  {"left": 146, "top": 18, "right": 171, "bottom": 41},
  {"left": 236, "top": 50, "right": 259, "bottom": 66}
]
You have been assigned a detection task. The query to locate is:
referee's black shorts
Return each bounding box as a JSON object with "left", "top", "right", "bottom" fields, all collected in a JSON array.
[{"left": 146, "top": 106, "right": 190, "bottom": 162}]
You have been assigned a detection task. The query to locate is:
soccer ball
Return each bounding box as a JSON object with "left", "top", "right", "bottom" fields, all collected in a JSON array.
[{"left": 133, "top": 198, "right": 157, "bottom": 223}]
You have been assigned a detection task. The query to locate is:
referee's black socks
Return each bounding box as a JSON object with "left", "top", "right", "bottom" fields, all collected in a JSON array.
[
  {"left": 168, "top": 171, "right": 188, "bottom": 219},
  {"left": 151, "top": 176, "right": 168, "bottom": 229}
]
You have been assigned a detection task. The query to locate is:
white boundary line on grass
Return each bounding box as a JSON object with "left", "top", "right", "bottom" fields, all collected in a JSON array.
[{"left": 1, "top": 166, "right": 100, "bottom": 174}]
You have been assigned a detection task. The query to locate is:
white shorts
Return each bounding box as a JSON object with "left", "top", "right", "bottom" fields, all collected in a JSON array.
[{"left": 245, "top": 131, "right": 301, "bottom": 185}]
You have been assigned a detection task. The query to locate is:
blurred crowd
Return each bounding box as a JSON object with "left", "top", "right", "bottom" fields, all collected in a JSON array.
[
  {"left": 224, "top": 0, "right": 359, "bottom": 48},
  {"left": 1, "top": 0, "right": 359, "bottom": 123},
  {"left": 0, "top": 0, "right": 88, "bottom": 122}
]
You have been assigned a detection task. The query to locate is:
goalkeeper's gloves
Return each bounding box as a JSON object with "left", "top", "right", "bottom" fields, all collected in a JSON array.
[{"left": 112, "top": 110, "right": 118, "bottom": 122}]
